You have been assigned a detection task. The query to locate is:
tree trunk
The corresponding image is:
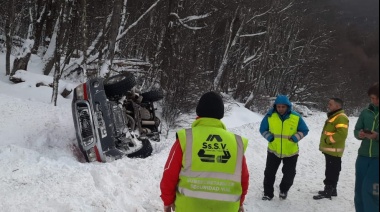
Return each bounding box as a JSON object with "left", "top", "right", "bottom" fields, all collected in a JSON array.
[
  {"left": 100, "top": 0, "right": 122, "bottom": 77},
  {"left": 213, "top": 9, "right": 245, "bottom": 91},
  {"left": 32, "top": 0, "right": 50, "bottom": 54},
  {"left": 79, "top": 0, "right": 88, "bottom": 80},
  {"left": 159, "top": 0, "right": 175, "bottom": 90},
  {"left": 43, "top": 0, "right": 72, "bottom": 76},
  {"left": 44, "top": 1, "right": 58, "bottom": 51},
  {"left": 51, "top": 2, "right": 66, "bottom": 106},
  {"left": 43, "top": 19, "right": 60, "bottom": 75},
  {"left": 5, "top": 0, "right": 14, "bottom": 76},
  {"left": 51, "top": 49, "right": 61, "bottom": 106},
  {"left": 10, "top": 54, "right": 32, "bottom": 76}
]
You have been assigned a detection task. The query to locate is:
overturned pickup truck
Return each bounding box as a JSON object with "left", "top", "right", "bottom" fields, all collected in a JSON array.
[{"left": 72, "top": 73, "right": 163, "bottom": 162}]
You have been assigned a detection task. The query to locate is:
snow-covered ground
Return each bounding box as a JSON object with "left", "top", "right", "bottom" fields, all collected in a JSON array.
[{"left": 0, "top": 53, "right": 358, "bottom": 211}]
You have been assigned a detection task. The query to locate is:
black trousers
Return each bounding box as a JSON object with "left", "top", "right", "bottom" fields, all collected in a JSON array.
[
  {"left": 264, "top": 152, "right": 298, "bottom": 197},
  {"left": 263, "top": 151, "right": 298, "bottom": 197},
  {"left": 323, "top": 153, "right": 342, "bottom": 188}
]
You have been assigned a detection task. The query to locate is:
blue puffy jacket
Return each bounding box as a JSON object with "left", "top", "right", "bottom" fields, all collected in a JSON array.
[{"left": 259, "top": 95, "right": 309, "bottom": 143}]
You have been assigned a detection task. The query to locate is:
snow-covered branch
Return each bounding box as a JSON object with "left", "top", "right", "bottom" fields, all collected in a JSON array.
[
  {"left": 169, "top": 13, "right": 208, "bottom": 30},
  {"left": 247, "top": 8, "right": 272, "bottom": 23},
  {"left": 243, "top": 46, "right": 263, "bottom": 66},
  {"left": 37, "top": 4, "right": 46, "bottom": 23},
  {"left": 116, "top": 0, "right": 162, "bottom": 41},
  {"left": 278, "top": 2, "right": 294, "bottom": 13},
  {"left": 179, "top": 13, "right": 212, "bottom": 23},
  {"left": 240, "top": 31, "right": 267, "bottom": 38}
]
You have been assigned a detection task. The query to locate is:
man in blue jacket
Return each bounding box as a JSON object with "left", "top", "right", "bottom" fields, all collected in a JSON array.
[{"left": 259, "top": 95, "right": 309, "bottom": 200}]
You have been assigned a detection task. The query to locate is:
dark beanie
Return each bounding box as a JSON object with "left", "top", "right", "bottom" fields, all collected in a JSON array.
[{"left": 196, "top": 91, "right": 224, "bottom": 119}]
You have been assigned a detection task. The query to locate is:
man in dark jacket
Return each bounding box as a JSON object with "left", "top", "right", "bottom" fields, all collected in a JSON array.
[
  {"left": 353, "top": 82, "right": 379, "bottom": 212},
  {"left": 313, "top": 98, "right": 349, "bottom": 200},
  {"left": 259, "top": 95, "right": 309, "bottom": 200}
]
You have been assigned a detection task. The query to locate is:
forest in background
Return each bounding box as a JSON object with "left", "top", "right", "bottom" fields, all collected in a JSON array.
[{"left": 0, "top": 0, "right": 378, "bottom": 124}]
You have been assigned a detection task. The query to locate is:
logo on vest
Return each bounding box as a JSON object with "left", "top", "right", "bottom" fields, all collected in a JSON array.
[
  {"left": 206, "top": 135, "right": 223, "bottom": 142},
  {"left": 198, "top": 134, "right": 231, "bottom": 163}
]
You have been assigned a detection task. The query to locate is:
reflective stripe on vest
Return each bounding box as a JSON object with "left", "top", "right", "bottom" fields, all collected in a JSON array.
[
  {"left": 178, "top": 129, "right": 244, "bottom": 202},
  {"left": 324, "top": 131, "right": 335, "bottom": 136},
  {"left": 329, "top": 136, "right": 336, "bottom": 143},
  {"left": 320, "top": 147, "right": 344, "bottom": 153},
  {"left": 273, "top": 134, "right": 290, "bottom": 139},
  {"left": 268, "top": 113, "right": 300, "bottom": 158},
  {"left": 178, "top": 187, "right": 240, "bottom": 202},
  {"left": 324, "top": 131, "right": 336, "bottom": 143},
  {"left": 335, "top": 124, "right": 348, "bottom": 129},
  {"left": 328, "top": 113, "right": 348, "bottom": 123},
  {"left": 272, "top": 133, "right": 304, "bottom": 141}
]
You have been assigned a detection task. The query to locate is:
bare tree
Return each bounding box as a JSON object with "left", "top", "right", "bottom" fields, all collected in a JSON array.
[
  {"left": 51, "top": 7, "right": 63, "bottom": 106},
  {"left": 1, "top": 0, "right": 376, "bottom": 113},
  {"left": 5, "top": 0, "right": 15, "bottom": 76},
  {"left": 99, "top": 0, "right": 123, "bottom": 77},
  {"left": 79, "top": 0, "right": 88, "bottom": 80},
  {"left": 31, "top": 0, "right": 50, "bottom": 55},
  {"left": 10, "top": 0, "right": 51, "bottom": 76},
  {"left": 213, "top": 7, "right": 246, "bottom": 91}
]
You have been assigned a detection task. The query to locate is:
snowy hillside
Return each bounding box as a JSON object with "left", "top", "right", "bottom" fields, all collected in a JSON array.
[{"left": 0, "top": 53, "right": 359, "bottom": 212}]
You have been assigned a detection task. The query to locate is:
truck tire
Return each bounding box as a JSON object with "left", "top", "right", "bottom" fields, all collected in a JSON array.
[
  {"left": 141, "top": 90, "right": 163, "bottom": 102},
  {"left": 126, "top": 139, "right": 153, "bottom": 158},
  {"left": 103, "top": 73, "right": 136, "bottom": 97}
]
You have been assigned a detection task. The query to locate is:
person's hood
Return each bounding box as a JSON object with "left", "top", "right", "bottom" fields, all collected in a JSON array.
[{"left": 267, "top": 95, "right": 292, "bottom": 116}]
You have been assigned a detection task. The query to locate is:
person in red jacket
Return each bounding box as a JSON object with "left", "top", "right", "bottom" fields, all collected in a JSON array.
[{"left": 160, "top": 91, "right": 249, "bottom": 212}]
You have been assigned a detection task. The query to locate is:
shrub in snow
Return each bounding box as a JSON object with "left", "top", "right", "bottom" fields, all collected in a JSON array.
[{"left": 292, "top": 103, "right": 313, "bottom": 117}]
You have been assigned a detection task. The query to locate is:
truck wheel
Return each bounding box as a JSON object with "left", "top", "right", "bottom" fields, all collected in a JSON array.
[
  {"left": 127, "top": 139, "right": 153, "bottom": 158},
  {"left": 103, "top": 73, "right": 136, "bottom": 97},
  {"left": 141, "top": 90, "right": 163, "bottom": 102}
]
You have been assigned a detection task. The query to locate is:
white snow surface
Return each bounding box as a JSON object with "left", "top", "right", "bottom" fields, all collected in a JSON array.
[{"left": 0, "top": 52, "right": 358, "bottom": 211}]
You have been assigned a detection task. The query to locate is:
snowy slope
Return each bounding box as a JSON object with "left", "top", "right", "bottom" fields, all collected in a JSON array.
[{"left": 0, "top": 53, "right": 358, "bottom": 212}]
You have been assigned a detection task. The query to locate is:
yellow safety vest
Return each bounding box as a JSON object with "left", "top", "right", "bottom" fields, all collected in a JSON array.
[
  {"left": 268, "top": 113, "right": 300, "bottom": 158},
  {"left": 175, "top": 118, "right": 248, "bottom": 212}
]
